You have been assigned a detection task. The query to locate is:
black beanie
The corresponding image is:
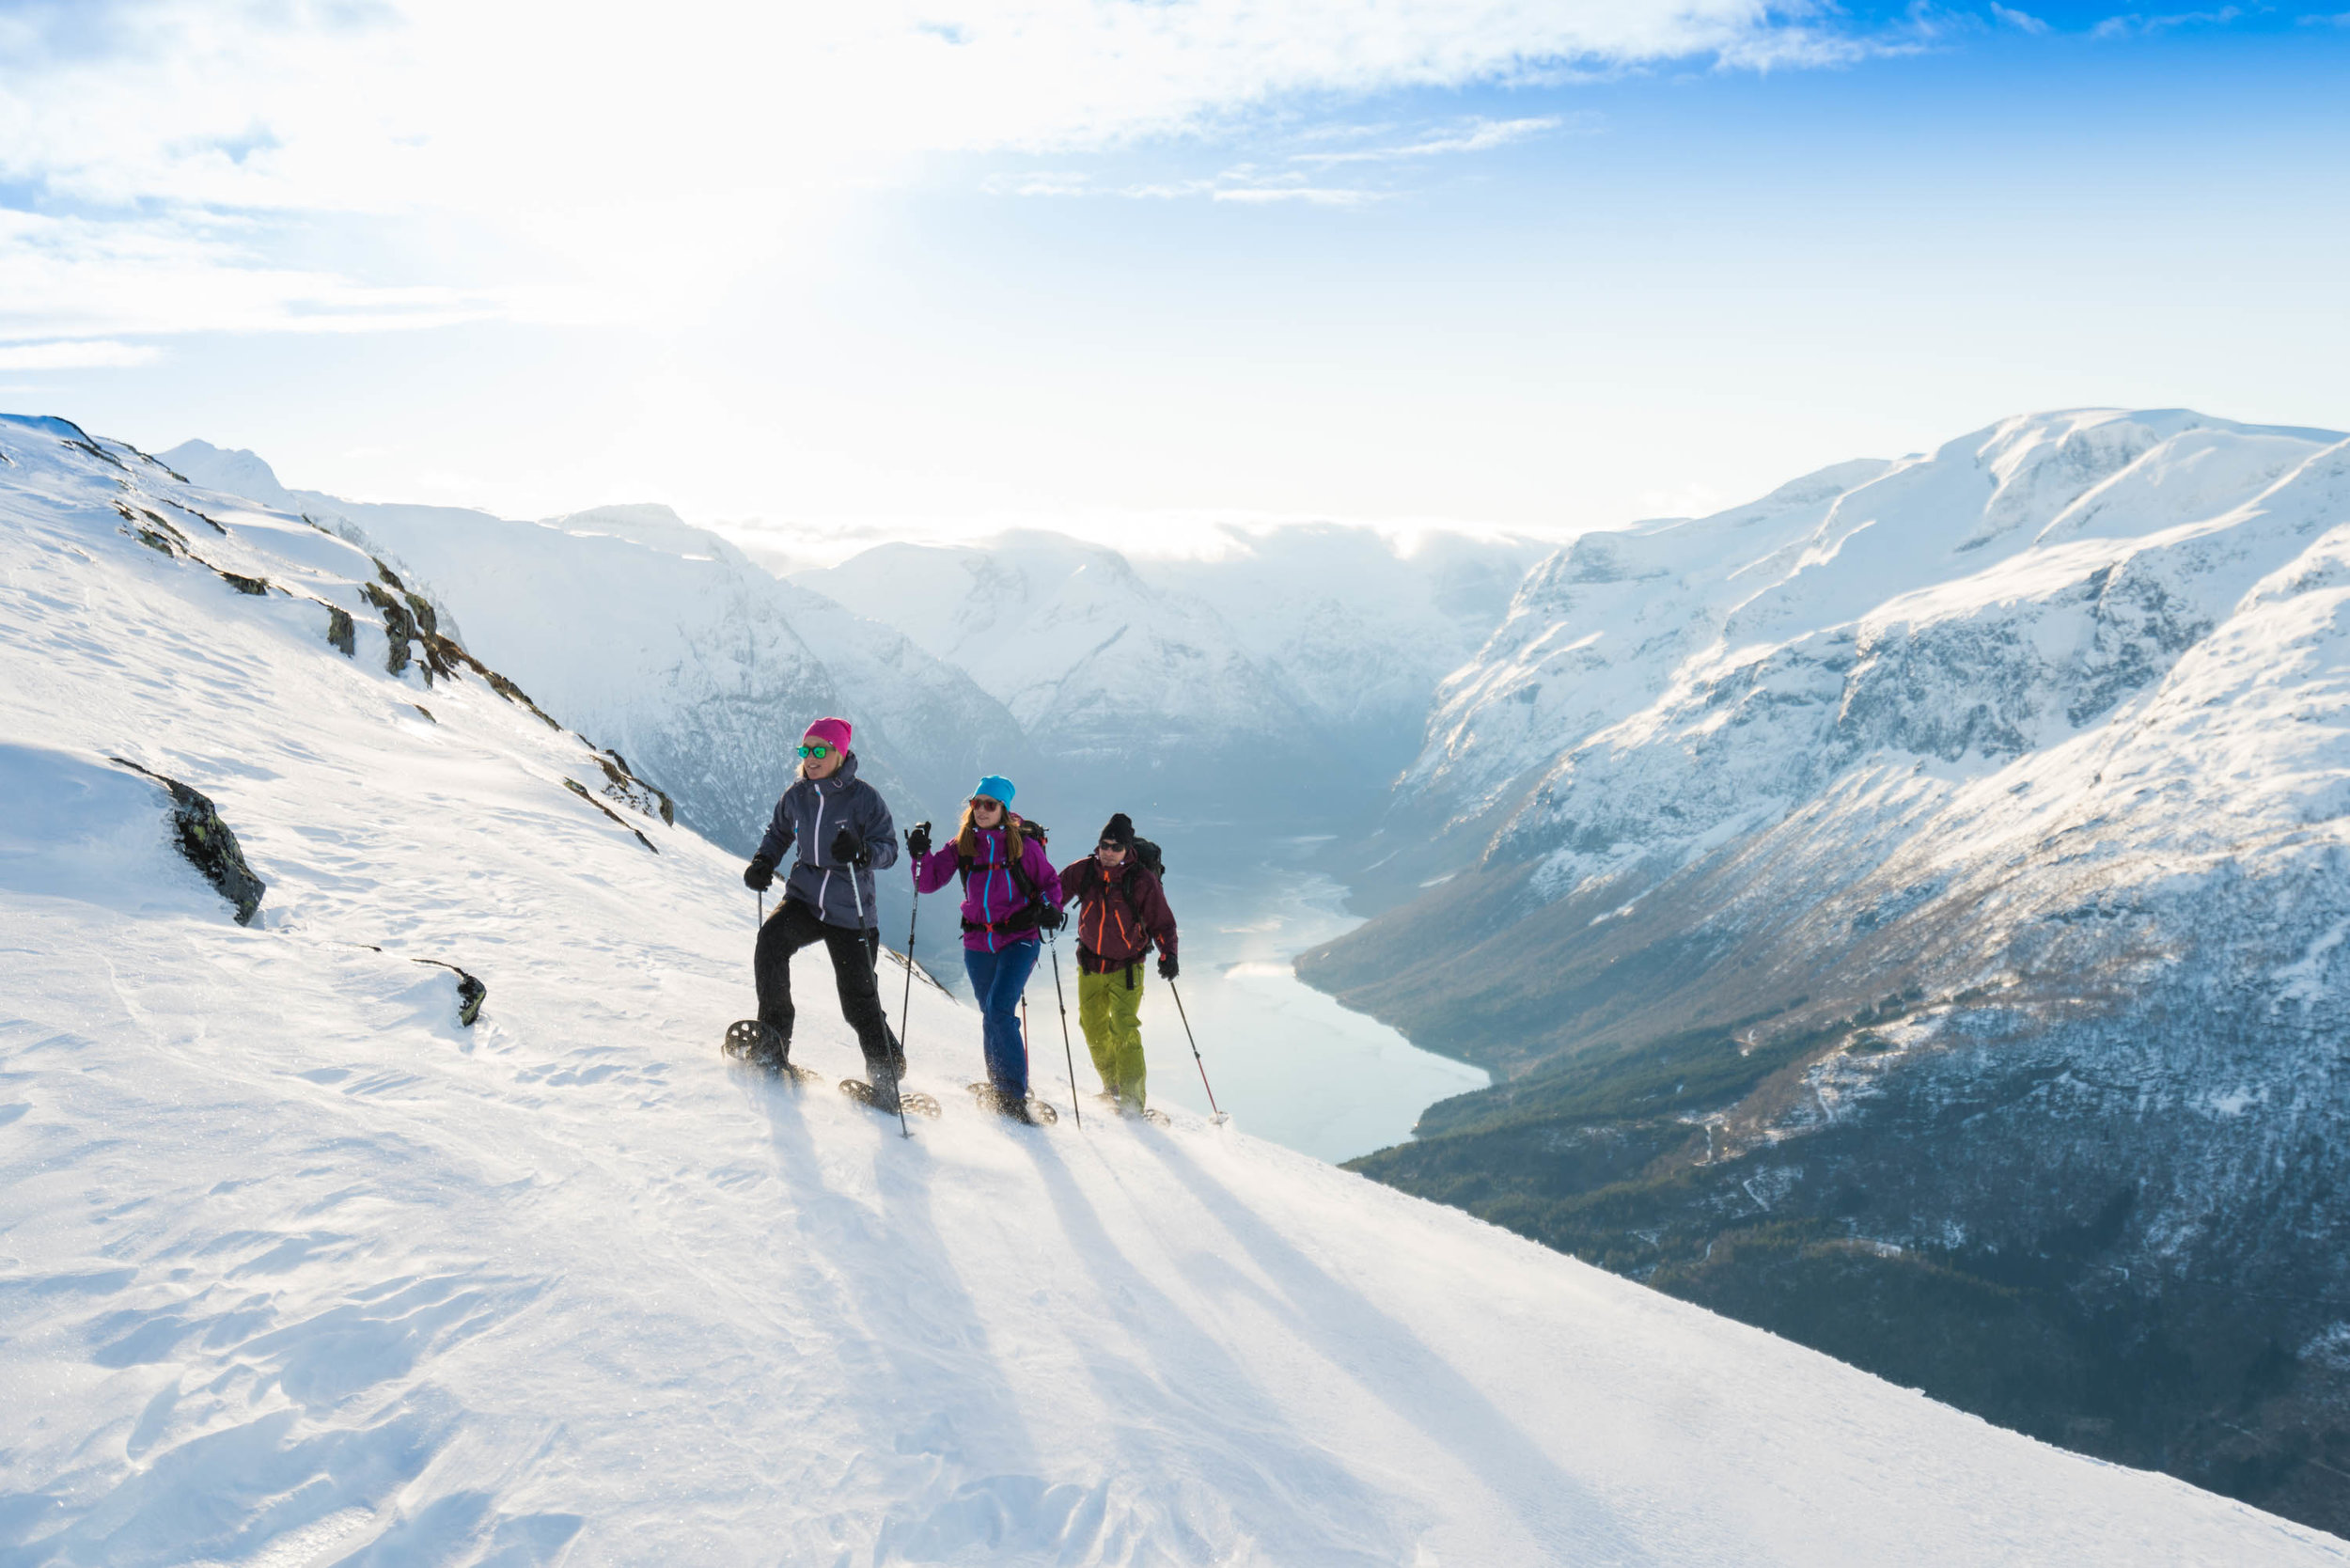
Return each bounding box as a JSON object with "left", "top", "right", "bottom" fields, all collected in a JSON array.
[{"left": 1099, "top": 812, "right": 1136, "bottom": 849}]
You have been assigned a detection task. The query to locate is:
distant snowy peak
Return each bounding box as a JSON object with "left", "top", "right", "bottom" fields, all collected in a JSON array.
[
  {"left": 805, "top": 523, "right": 1546, "bottom": 820},
  {"left": 1402, "top": 409, "right": 2350, "bottom": 868},
  {"left": 156, "top": 437, "right": 300, "bottom": 510}
]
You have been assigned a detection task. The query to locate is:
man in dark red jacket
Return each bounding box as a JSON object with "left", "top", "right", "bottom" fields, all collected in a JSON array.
[{"left": 1057, "top": 813, "right": 1178, "bottom": 1114}]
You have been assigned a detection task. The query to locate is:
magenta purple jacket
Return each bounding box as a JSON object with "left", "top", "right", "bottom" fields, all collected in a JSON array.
[{"left": 913, "top": 823, "right": 1067, "bottom": 953}]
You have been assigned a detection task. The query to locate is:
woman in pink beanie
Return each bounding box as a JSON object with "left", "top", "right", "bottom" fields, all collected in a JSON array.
[{"left": 736, "top": 716, "right": 903, "bottom": 1103}]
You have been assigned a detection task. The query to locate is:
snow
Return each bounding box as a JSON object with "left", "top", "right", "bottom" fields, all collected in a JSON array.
[
  {"left": 4, "top": 414, "right": 2343, "bottom": 1562},
  {"left": 1408, "top": 409, "right": 2350, "bottom": 899}
]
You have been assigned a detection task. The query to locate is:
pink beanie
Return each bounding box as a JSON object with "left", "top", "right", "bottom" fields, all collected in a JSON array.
[{"left": 802, "top": 716, "right": 852, "bottom": 751}]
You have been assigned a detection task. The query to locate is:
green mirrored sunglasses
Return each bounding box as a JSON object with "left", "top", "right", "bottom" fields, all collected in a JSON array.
[{"left": 794, "top": 743, "right": 835, "bottom": 760}]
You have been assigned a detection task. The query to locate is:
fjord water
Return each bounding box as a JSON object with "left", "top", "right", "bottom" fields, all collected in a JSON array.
[{"left": 1093, "top": 837, "right": 1488, "bottom": 1163}]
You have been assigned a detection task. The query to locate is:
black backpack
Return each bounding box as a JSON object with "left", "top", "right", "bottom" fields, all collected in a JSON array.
[
  {"left": 1108, "top": 835, "right": 1166, "bottom": 920},
  {"left": 1131, "top": 836, "right": 1164, "bottom": 879}
]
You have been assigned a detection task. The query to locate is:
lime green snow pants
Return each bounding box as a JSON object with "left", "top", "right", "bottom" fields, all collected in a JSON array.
[{"left": 1077, "top": 966, "right": 1148, "bottom": 1107}]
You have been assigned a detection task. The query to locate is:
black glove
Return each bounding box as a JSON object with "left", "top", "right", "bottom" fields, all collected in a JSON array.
[
  {"left": 743, "top": 855, "right": 776, "bottom": 892},
  {"left": 1157, "top": 954, "right": 1178, "bottom": 981},
  {"left": 905, "top": 821, "right": 932, "bottom": 858},
  {"left": 1037, "top": 902, "right": 1067, "bottom": 933},
  {"left": 830, "top": 824, "right": 868, "bottom": 867}
]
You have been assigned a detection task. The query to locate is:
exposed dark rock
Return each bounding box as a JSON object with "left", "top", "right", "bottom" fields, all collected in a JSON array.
[
  {"left": 217, "top": 570, "right": 270, "bottom": 596},
  {"left": 483, "top": 664, "right": 562, "bottom": 728},
  {"left": 168, "top": 500, "right": 227, "bottom": 535},
  {"left": 594, "top": 749, "right": 675, "bottom": 825},
  {"left": 55, "top": 418, "right": 129, "bottom": 472},
  {"left": 426, "top": 633, "right": 564, "bottom": 729},
  {"left": 564, "top": 777, "right": 659, "bottom": 853},
  {"left": 326, "top": 605, "right": 355, "bottom": 656},
  {"left": 401, "top": 591, "right": 438, "bottom": 639},
  {"left": 108, "top": 758, "right": 266, "bottom": 924},
  {"left": 413, "top": 704, "right": 435, "bottom": 723},
  {"left": 414, "top": 959, "right": 486, "bottom": 1027},
  {"left": 361, "top": 581, "right": 417, "bottom": 675},
  {"left": 115, "top": 500, "right": 189, "bottom": 557}
]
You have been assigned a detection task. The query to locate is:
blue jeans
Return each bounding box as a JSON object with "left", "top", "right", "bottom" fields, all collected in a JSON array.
[{"left": 964, "top": 939, "right": 1041, "bottom": 1096}]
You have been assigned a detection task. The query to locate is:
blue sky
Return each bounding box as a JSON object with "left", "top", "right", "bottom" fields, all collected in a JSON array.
[{"left": 0, "top": 1, "right": 2343, "bottom": 542}]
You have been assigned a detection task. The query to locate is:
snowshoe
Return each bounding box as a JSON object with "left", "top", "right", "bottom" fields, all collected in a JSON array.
[
  {"left": 1092, "top": 1092, "right": 1169, "bottom": 1126},
  {"left": 723, "top": 1019, "right": 824, "bottom": 1087},
  {"left": 840, "top": 1077, "right": 942, "bottom": 1119},
  {"left": 966, "top": 1082, "right": 1059, "bottom": 1124}
]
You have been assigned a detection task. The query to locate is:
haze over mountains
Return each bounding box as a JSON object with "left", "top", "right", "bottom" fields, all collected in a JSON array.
[
  {"left": 163, "top": 440, "right": 1543, "bottom": 852},
  {"left": 21, "top": 415, "right": 2340, "bottom": 1561}
]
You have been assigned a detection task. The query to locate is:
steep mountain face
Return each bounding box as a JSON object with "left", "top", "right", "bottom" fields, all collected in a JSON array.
[
  {"left": 157, "top": 445, "right": 1027, "bottom": 914},
  {"left": 16, "top": 414, "right": 2338, "bottom": 1564},
  {"left": 1303, "top": 409, "right": 2350, "bottom": 1530},
  {"left": 802, "top": 524, "right": 1544, "bottom": 834}
]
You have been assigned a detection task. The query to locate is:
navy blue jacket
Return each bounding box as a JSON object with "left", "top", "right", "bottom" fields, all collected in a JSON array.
[{"left": 753, "top": 751, "right": 899, "bottom": 930}]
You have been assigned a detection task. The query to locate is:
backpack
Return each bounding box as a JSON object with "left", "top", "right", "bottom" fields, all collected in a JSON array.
[
  {"left": 1131, "top": 836, "right": 1165, "bottom": 880},
  {"left": 1106, "top": 836, "right": 1166, "bottom": 921},
  {"left": 959, "top": 819, "right": 1050, "bottom": 933}
]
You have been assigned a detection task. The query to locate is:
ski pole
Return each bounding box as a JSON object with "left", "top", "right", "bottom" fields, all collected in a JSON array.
[
  {"left": 1166, "top": 978, "right": 1226, "bottom": 1123},
  {"left": 1048, "top": 931, "right": 1081, "bottom": 1129},
  {"left": 847, "top": 848, "right": 910, "bottom": 1140},
  {"left": 898, "top": 881, "right": 920, "bottom": 1057}
]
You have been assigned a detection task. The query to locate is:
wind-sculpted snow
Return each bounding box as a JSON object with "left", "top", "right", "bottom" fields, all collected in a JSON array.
[{"left": 7, "top": 413, "right": 2338, "bottom": 1561}]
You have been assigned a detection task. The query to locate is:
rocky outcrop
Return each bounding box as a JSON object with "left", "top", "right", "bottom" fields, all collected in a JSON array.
[
  {"left": 414, "top": 959, "right": 487, "bottom": 1027},
  {"left": 591, "top": 748, "right": 674, "bottom": 825},
  {"left": 564, "top": 778, "right": 658, "bottom": 853},
  {"left": 109, "top": 758, "right": 266, "bottom": 924},
  {"left": 360, "top": 581, "right": 418, "bottom": 675}
]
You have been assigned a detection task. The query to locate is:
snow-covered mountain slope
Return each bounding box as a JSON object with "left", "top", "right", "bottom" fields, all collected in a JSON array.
[
  {"left": 1393, "top": 410, "right": 2344, "bottom": 888},
  {"left": 802, "top": 525, "right": 1543, "bottom": 830},
  {"left": 8, "top": 416, "right": 2341, "bottom": 1562},
  {"left": 156, "top": 443, "right": 1026, "bottom": 876},
  {"left": 1304, "top": 408, "right": 2350, "bottom": 1530}
]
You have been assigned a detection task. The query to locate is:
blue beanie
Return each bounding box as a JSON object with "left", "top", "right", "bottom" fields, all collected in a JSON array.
[{"left": 974, "top": 775, "right": 1016, "bottom": 807}]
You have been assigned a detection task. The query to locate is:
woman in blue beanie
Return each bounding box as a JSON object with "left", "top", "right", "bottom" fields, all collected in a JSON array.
[{"left": 908, "top": 775, "right": 1063, "bottom": 1121}]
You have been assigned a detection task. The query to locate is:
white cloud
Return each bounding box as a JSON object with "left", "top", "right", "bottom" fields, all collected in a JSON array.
[
  {"left": 0, "top": 1, "right": 1917, "bottom": 347},
  {"left": 1213, "top": 186, "right": 1385, "bottom": 207},
  {"left": 0, "top": 338, "right": 161, "bottom": 369},
  {"left": 1989, "top": 5, "right": 2052, "bottom": 33},
  {"left": 0, "top": 209, "right": 493, "bottom": 343},
  {"left": 2092, "top": 7, "right": 2242, "bottom": 37},
  {"left": 1291, "top": 116, "right": 1579, "bottom": 166}
]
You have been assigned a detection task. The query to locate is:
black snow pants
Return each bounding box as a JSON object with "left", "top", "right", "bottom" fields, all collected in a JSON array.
[{"left": 755, "top": 896, "right": 899, "bottom": 1067}]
